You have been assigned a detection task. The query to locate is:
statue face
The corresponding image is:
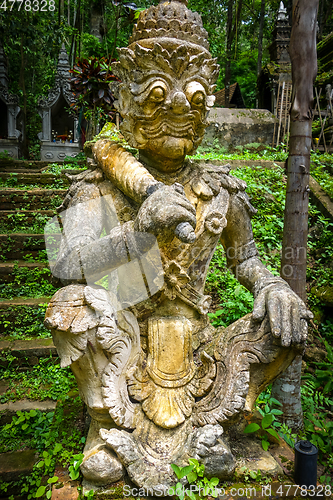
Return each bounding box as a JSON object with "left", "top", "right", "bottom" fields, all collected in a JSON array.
[
  {"left": 132, "top": 76, "right": 212, "bottom": 170},
  {"left": 112, "top": 42, "right": 219, "bottom": 172}
]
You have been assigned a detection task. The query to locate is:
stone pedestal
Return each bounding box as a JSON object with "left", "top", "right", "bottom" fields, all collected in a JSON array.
[
  {"left": 203, "top": 108, "right": 276, "bottom": 150},
  {"left": 0, "top": 138, "right": 20, "bottom": 159},
  {"left": 40, "top": 141, "right": 81, "bottom": 161}
]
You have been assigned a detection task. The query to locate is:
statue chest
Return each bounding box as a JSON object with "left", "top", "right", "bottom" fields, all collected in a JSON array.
[{"left": 162, "top": 174, "right": 230, "bottom": 293}]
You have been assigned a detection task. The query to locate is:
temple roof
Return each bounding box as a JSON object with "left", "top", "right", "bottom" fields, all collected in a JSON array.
[{"left": 213, "top": 82, "right": 246, "bottom": 108}]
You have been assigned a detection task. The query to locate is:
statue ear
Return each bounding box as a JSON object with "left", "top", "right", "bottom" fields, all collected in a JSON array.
[
  {"left": 117, "top": 86, "right": 132, "bottom": 117},
  {"left": 206, "top": 95, "right": 215, "bottom": 107}
]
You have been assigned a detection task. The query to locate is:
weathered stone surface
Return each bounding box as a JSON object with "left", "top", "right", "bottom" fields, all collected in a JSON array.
[
  {"left": 309, "top": 175, "right": 333, "bottom": 223},
  {"left": 51, "top": 483, "right": 79, "bottom": 500},
  {"left": 304, "top": 345, "right": 328, "bottom": 364},
  {"left": 44, "top": 0, "right": 312, "bottom": 493},
  {"left": 202, "top": 108, "right": 276, "bottom": 151},
  {"left": 80, "top": 448, "right": 124, "bottom": 485},
  {"left": 233, "top": 437, "right": 283, "bottom": 477},
  {"left": 0, "top": 399, "right": 57, "bottom": 425},
  {"left": 0, "top": 449, "right": 37, "bottom": 482},
  {"left": 50, "top": 466, "right": 79, "bottom": 499}
]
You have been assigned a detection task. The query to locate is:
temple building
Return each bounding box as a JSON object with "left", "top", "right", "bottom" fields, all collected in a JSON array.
[
  {"left": 38, "top": 44, "right": 81, "bottom": 161},
  {"left": 0, "top": 42, "right": 22, "bottom": 159},
  {"left": 257, "top": 1, "right": 291, "bottom": 114}
]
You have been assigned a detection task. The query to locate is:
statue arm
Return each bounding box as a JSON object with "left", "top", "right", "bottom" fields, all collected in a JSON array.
[
  {"left": 53, "top": 180, "right": 132, "bottom": 284},
  {"left": 220, "top": 191, "right": 272, "bottom": 293},
  {"left": 220, "top": 191, "right": 312, "bottom": 346}
]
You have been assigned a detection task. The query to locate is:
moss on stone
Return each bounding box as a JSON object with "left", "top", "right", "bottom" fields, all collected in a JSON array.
[
  {"left": 311, "top": 284, "right": 333, "bottom": 307},
  {"left": 84, "top": 123, "right": 138, "bottom": 158}
]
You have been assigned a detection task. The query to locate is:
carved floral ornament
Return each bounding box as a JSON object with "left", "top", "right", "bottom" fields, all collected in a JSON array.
[{"left": 0, "top": 83, "right": 19, "bottom": 105}]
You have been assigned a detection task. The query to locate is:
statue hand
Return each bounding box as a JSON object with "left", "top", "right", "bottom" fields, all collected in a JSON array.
[
  {"left": 134, "top": 183, "right": 196, "bottom": 241},
  {"left": 252, "top": 277, "right": 313, "bottom": 347}
]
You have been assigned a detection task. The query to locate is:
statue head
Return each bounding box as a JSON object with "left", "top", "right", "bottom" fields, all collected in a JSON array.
[{"left": 112, "top": 0, "right": 219, "bottom": 172}]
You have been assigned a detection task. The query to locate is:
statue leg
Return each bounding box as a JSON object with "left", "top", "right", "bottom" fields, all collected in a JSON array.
[{"left": 69, "top": 334, "right": 125, "bottom": 487}]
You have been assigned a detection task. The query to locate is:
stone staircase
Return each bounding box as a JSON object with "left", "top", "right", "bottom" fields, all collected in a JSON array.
[
  {"left": 0, "top": 160, "right": 83, "bottom": 497},
  {"left": 0, "top": 161, "right": 70, "bottom": 356}
]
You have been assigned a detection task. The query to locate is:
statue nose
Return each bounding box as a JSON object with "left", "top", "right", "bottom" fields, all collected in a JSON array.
[{"left": 170, "top": 92, "right": 190, "bottom": 114}]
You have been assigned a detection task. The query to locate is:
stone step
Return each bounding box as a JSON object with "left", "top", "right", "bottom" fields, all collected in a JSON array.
[
  {"left": 0, "top": 261, "right": 49, "bottom": 283},
  {"left": 0, "top": 234, "right": 47, "bottom": 260},
  {"left": 0, "top": 337, "right": 56, "bottom": 369},
  {"left": 0, "top": 449, "right": 38, "bottom": 484},
  {"left": 227, "top": 159, "right": 285, "bottom": 169},
  {"left": 0, "top": 296, "right": 50, "bottom": 307},
  {"left": 0, "top": 159, "right": 85, "bottom": 170},
  {"left": 0, "top": 297, "right": 50, "bottom": 337},
  {"left": 0, "top": 399, "right": 57, "bottom": 426},
  {"left": 0, "top": 211, "right": 56, "bottom": 233},
  {"left": 309, "top": 175, "right": 333, "bottom": 222},
  {"left": 0, "top": 189, "right": 66, "bottom": 210},
  {"left": 0, "top": 171, "right": 70, "bottom": 186}
]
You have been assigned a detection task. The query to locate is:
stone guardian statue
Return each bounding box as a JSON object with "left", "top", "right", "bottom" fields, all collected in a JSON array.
[{"left": 44, "top": 0, "right": 312, "bottom": 493}]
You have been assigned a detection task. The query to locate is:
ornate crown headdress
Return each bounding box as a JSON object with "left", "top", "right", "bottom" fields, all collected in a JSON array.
[
  {"left": 111, "top": 0, "right": 219, "bottom": 148},
  {"left": 129, "top": 0, "right": 210, "bottom": 50},
  {"left": 112, "top": 0, "right": 219, "bottom": 85}
]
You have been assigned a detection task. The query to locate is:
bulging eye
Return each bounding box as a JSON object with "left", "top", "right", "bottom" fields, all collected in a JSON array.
[
  {"left": 149, "top": 86, "right": 165, "bottom": 103},
  {"left": 192, "top": 91, "right": 205, "bottom": 106},
  {"left": 185, "top": 81, "right": 207, "bottom": 108}
]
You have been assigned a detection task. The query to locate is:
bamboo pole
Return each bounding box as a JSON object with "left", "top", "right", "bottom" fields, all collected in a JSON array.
[
  {"left": 315, "top": 87, "right": 327, "bottom": 153},
  {"left": 276, "top": 81, "right": 285, "bottom": 147},
  {"left": 273, "top": 83, "right": 281, "bottom": 147}
]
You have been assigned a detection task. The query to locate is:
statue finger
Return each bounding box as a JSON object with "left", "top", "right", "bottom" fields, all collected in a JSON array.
[
  {"left": 297, "top": 300, "right": 313, "bottom": 321},
  {"left": 267, "top": 295, "right": 282, "bottom": 338},
  {"left": 280, "top": 303, "right": 292, "bottom": 347},
  {"left": 290, "top": 301, "right": 301, "bottom": 344},
  {"left": 171, "top": 193, "right": 196, "bottom": 215},
  {"left": 163, "top": 205, "right": 197, "bottom": 229},
  {"left": 300, "top": 318, "right": 308, "bottom": 343},
  {"left": 252, "top": 290, "right": 266, "bottom": 321}
]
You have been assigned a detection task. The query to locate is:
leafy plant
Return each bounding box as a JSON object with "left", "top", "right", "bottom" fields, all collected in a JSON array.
[
  {"left": 236, "top": 466, "right": 263, "bottom": 482},
  {"left": 69, "top": 57, "right": 120, "bottom": 137},
  {"left": 300, "top": 379, "right": 333, "bottom": 459},
  {"left": 244, "top": 390, "right": 283, "bottom": 451},
  {"left": 244, "top": 413, "right": 280, "bottom": 451},
  {"left": 68, "top": 453, "right": 84, "bottom": 480},
  {"left": 0, "top": 357, "right": 77, "bottom": 403},
  {"left": 312, "top": 340, "right": 333, "bottom": 395},
  {"left": 170, "top": 458, "right": 220, "bottom": 500},
  {"left": 0, "top": 394, "right": 85, "bottom": 499},
  {"left": 0, "top": 264, "right": 59, "bottom": 300}
]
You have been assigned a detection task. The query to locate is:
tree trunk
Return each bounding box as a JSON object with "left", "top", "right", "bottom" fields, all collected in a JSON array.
[
  {"left": 256, "top": 0, "right": 265, "bottom": 108},
  {"left": 271, "top": 0, "right": 319, "bottom": 432},
  {"left": 225, "top": 0, "right": 233, "bottom": 105}
]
